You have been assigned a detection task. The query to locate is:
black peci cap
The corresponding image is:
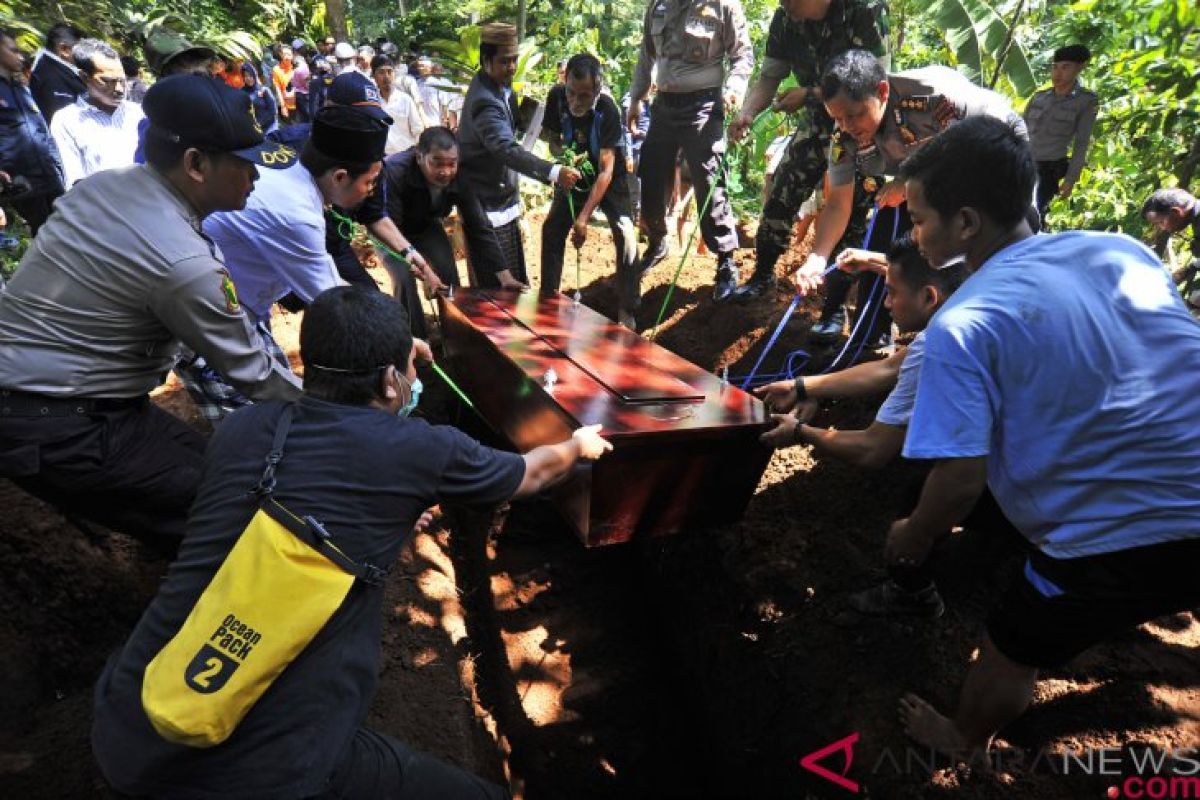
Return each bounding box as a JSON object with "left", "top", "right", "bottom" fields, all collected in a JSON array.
[
  {"left": 311, "top": 105, "right": 390, "bottom": 164},
  {"left": 142, "top": 74, "right": 298, "bottom": 169}
]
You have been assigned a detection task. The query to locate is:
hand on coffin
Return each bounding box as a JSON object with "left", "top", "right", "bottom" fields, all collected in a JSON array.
[
  {"left": 754, "top": 380, "right": 798, "bottom": 413},
  {"left": 572, "top": 424, "right": 613, "bottom": 460},
  {"left": 759, "top": 412, "right": 800, "bottom": 449}
]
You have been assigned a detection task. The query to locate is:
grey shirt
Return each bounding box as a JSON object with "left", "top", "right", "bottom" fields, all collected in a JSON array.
[
  {"left": 630, "top": 0, "right": 754, "bottom": 102},
  {"left": 0, "top": 165, "right": 302, "bottom": 400},
  {"left": 827, "top": 65, "right": 1027, "bottom": 186},
  {"left": 1023, "top": 82, "right": 1099, "bottom": 184}
]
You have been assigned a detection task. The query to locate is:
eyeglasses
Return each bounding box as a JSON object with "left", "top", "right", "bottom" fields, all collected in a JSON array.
[{"left": 92, "top": 76, "right": 127, "bottom": 90}]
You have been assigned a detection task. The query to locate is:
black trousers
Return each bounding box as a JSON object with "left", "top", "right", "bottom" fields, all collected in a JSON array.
[
  {"left": 1035, "top": 158, "right": 1070, "bottom": 221},
  {"left": 540, "top": 184, "right": 640, "bottom": 313},
  {"left": 0, "top": 399, "right": 206, "bottom": 551},
  {"left": 637, "top": 89, "right": 739, "bottom": 258},
  {"left": 312, "top": 727, "right": 508, "bottom": 800},
  {"left": 384, "top": 222, "right": 462, "bottom": 340},
  {"left": 821, "top": 203, "right": 912, "bottom": 347}
]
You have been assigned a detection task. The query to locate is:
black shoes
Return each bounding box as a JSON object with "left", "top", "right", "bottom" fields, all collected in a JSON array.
[
  {"left": 638, "top": 238, "right": 670, "bottom": 274},
  {"left": 734, "top": 268, "right": 774, "bottom": 299},
  {"left": 714, "top": 255, "right": 740, "bottom": 303},
  {"left": 808, "top": 308, "right": 846, "bottom": 343},
  {"left": 847, "top": 579, "right": 946, "bottom": 619}
]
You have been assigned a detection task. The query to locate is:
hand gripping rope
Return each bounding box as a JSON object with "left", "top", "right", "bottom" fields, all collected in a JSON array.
[
  {"left": 553, "top": 144, "right": 598, "bottom": 303},
  {"left": 327, "top": 207, "right": 479, "bottom": 413},
  {"left": 733, "top": 204, "right": 900, "bottom": 389}
]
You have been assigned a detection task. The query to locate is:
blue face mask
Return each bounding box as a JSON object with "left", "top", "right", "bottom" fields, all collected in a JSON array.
[{"left": 397, "top": 374, "right": 423, "bottom": 418}]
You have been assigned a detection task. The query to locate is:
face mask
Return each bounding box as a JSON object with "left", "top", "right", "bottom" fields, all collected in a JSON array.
[{"left": 396, "top": 374, "right": 423, "bottom": 418}]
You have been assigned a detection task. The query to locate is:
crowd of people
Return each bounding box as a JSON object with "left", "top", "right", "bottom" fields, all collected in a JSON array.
[{"left": 1, "top": 1, "right": 1199, "bottom": 796}]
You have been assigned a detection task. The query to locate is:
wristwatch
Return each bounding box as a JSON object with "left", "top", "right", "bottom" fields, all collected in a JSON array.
[
  {"left": 400, "top": 245, "right": 417, "bottom": 260},
  {"left": 794, "top": 376, "right": 808, "bottom": 402}
]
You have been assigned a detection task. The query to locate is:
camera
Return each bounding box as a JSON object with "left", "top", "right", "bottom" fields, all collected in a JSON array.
[{"left": 0, "top": 174, "right": 32, "bottom": 200}]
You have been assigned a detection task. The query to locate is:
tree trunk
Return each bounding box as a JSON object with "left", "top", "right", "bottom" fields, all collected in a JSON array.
[
  {"left": 517, "top": 0, "right": 527, "bottom": 41},
  {"left": 989, "top": 0, "right": 1026, "bottom": 89},
  {"left": 325, "top": 0, "right": 349, "bottom": 42}
]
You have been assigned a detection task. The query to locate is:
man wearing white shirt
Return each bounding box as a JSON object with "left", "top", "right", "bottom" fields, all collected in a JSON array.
[
  {"left": 49, "top": 39, "right": 144, "bottom": 187},
  {"left": 372, "top": 54, "right": 424, "bottom": 155}
]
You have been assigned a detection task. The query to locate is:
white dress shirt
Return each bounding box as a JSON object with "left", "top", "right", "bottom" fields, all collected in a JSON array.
[
  {"left": 381, "top": 89, "right": 426, "bottom": 155},
  {"left": 49, "top": 96, "right": 144, "bottom": 186}
]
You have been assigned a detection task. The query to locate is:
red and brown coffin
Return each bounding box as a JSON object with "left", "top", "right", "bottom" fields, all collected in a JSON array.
[{"left": 438, "top": 290, "right": 771, "bottom": 546}]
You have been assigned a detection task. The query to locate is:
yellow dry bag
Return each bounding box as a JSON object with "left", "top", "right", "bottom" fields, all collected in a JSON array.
[{"left": 141, "top": 405, "right": 386, "bottom": 747}]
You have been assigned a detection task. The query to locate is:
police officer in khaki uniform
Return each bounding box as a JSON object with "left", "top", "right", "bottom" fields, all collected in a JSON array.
[
  {"left": 794, "top": 50, "right": 1027, "bottom": 348},
  {"left": 1023, "top": 44, "right": 1098, "bottom": 223},
  {"left": 0, "top": 75, "right": 302, "bottom": 551},
  {"left": 627, "top": 0, "right": 754, "bottom": 301}
]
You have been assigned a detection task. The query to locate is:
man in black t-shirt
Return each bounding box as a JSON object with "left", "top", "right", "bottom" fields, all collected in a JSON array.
[
  {"left": 540, "top": 54, "right": 641, "bottom": 329},
  {"left": 92, "top": 288, "right": 611, "bottom": 799}
]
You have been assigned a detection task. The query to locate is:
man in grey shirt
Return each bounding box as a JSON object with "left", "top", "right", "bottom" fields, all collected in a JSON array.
[
  {"left": 1023, "top": 44, "right": 1098, "bottom": 223},
  {"left": 0, "top": 74, "right": 302, "bottom": 552},
  {"left": 626, "top": 0, "right": 754, "bottom": 302}
]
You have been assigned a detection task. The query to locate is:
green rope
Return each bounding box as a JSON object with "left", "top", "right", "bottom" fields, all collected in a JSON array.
[
  {"left": 554, "top": 145, "right": 597, "bottom": 301},
  {"left": 327, "top": 207, "right": 439, "bottom": 320},
  {"left": 431, "top": 361, "right": 475, "bottom": 409},
  {"left": 647, "top": 109, "right": 773, "bottom": 341}
]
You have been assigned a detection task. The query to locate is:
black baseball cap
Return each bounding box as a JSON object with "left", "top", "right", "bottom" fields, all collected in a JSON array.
[
  {"left": 328, "top": 72, "right": 393, "bottom": 123},
  {"left": 143, "top": 74, "right": 298, "bottom": 169}
]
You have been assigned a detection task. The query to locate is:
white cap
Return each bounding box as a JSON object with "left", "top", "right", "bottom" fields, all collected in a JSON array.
[{"left": 333, "top": 42, "right": 355, "bottom": 60}]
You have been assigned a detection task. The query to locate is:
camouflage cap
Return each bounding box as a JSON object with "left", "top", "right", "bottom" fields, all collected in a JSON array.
[{"left": 144, "top": 28, "right": 215, "bottom": 77}]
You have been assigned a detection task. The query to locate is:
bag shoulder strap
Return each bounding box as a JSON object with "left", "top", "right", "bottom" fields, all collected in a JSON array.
[
  {"left": 249, "top": 404, "right": 387, "bottom": 587},
  {"left": 251, "top": 403, "right": 295, "bottom": 499}
]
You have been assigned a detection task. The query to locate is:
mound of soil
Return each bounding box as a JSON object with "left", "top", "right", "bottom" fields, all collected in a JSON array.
[{"left": 2, "top": 209, "right": 1196, "bottom": 799}]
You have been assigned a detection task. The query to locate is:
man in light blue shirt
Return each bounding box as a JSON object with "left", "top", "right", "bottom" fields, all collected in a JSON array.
[
  {"left": 757, "top": 236, "right": 982, "bottom": 619},
  {"left": 889, "top": 117, "right": 1200, "bottom": 760},
  {"left": 205, "top": 105, "right": 389, "bottom": 325}
]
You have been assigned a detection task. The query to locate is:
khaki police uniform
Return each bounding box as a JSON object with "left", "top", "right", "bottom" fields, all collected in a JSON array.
[
  {"left": 1024, "top": 81, "right": 1098, "bottom": 217},
  {"left": 629, "top": 0, "right": 753, "bottom": 261},
  {"left": 0, "top": 164, "right": 301, "bottom": 548},
  {"left": 820, "top": 65, "right": 1028, "bottom": 345}
]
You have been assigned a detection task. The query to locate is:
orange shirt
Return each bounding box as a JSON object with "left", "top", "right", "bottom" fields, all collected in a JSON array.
[{"left": 272, "top": 62, "right": 295, "bottom": 112}]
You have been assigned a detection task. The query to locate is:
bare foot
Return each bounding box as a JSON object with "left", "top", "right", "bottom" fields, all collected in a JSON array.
[{"left": 899, "top": 693, "right": 969, "bottom": 758}]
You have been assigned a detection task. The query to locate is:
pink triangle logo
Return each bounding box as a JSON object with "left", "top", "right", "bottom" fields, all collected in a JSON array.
[{"left": 800, "top": 732, "right": 860, "bottom": 793}]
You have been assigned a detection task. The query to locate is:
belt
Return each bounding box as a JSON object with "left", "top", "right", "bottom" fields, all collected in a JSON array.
[
  {"left": 0, "top": 389, "right": 148, "bottom": 417},
  {"left": 656, "top": 87, "right": 721, "bottom": 107}
]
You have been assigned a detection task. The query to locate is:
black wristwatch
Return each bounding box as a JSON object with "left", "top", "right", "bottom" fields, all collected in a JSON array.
[{"left": 794, "top": 376, "right": 808, "bottom": 402}]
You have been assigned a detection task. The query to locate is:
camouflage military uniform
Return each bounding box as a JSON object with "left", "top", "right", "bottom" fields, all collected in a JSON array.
[{"left": 755, "top": 0, "right": 889, "bottom": 275}]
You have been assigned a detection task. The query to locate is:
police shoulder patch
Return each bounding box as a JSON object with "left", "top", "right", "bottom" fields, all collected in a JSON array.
[{"left": 219, "top": 269, "right": 240, "bottom": 313}]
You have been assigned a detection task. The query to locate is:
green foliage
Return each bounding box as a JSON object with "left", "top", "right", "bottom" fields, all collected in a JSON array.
[
  {"left": 925, "top": 0, "right": 1035, "bottom": 94},
  {"left": 428, "top": 24, "right": 544, "bottom": 91},
  {"left": 386, "top": 6, "right": 471, "bottom": 53},
  {"left": 1037, "top": 0, "right": 1199, "bottom": 234}
]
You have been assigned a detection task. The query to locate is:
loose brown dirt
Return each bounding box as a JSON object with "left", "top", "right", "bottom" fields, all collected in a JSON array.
[{"left": 1, "top": 209, "right": 1196, "bottom": 799}]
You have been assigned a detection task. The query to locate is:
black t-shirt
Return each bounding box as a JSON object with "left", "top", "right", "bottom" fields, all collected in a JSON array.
[
  {"left": 93, "top": 397, "right": 524, "bottom": 799},
  {"left": 543, "top": 86, "right": 627, "bottom": 179}
]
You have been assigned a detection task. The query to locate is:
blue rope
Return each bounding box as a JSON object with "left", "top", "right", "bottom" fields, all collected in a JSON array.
[
  {"left": 728, "top": 204, "right": 898, "bottom": 389},
  {"left": 817, "top": 205, "right": 900, "bottom": 374},
  {"left": 739, "top": 294, "right": 802, "bottom": 390}
]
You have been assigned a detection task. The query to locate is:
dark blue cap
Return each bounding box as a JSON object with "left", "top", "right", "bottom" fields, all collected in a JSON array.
[
  {"left": 143, "top": 74, "right": 298, "bottom": 169},
  {"left": 328, "top": 72, "right": 393, "bottom": 123}
]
